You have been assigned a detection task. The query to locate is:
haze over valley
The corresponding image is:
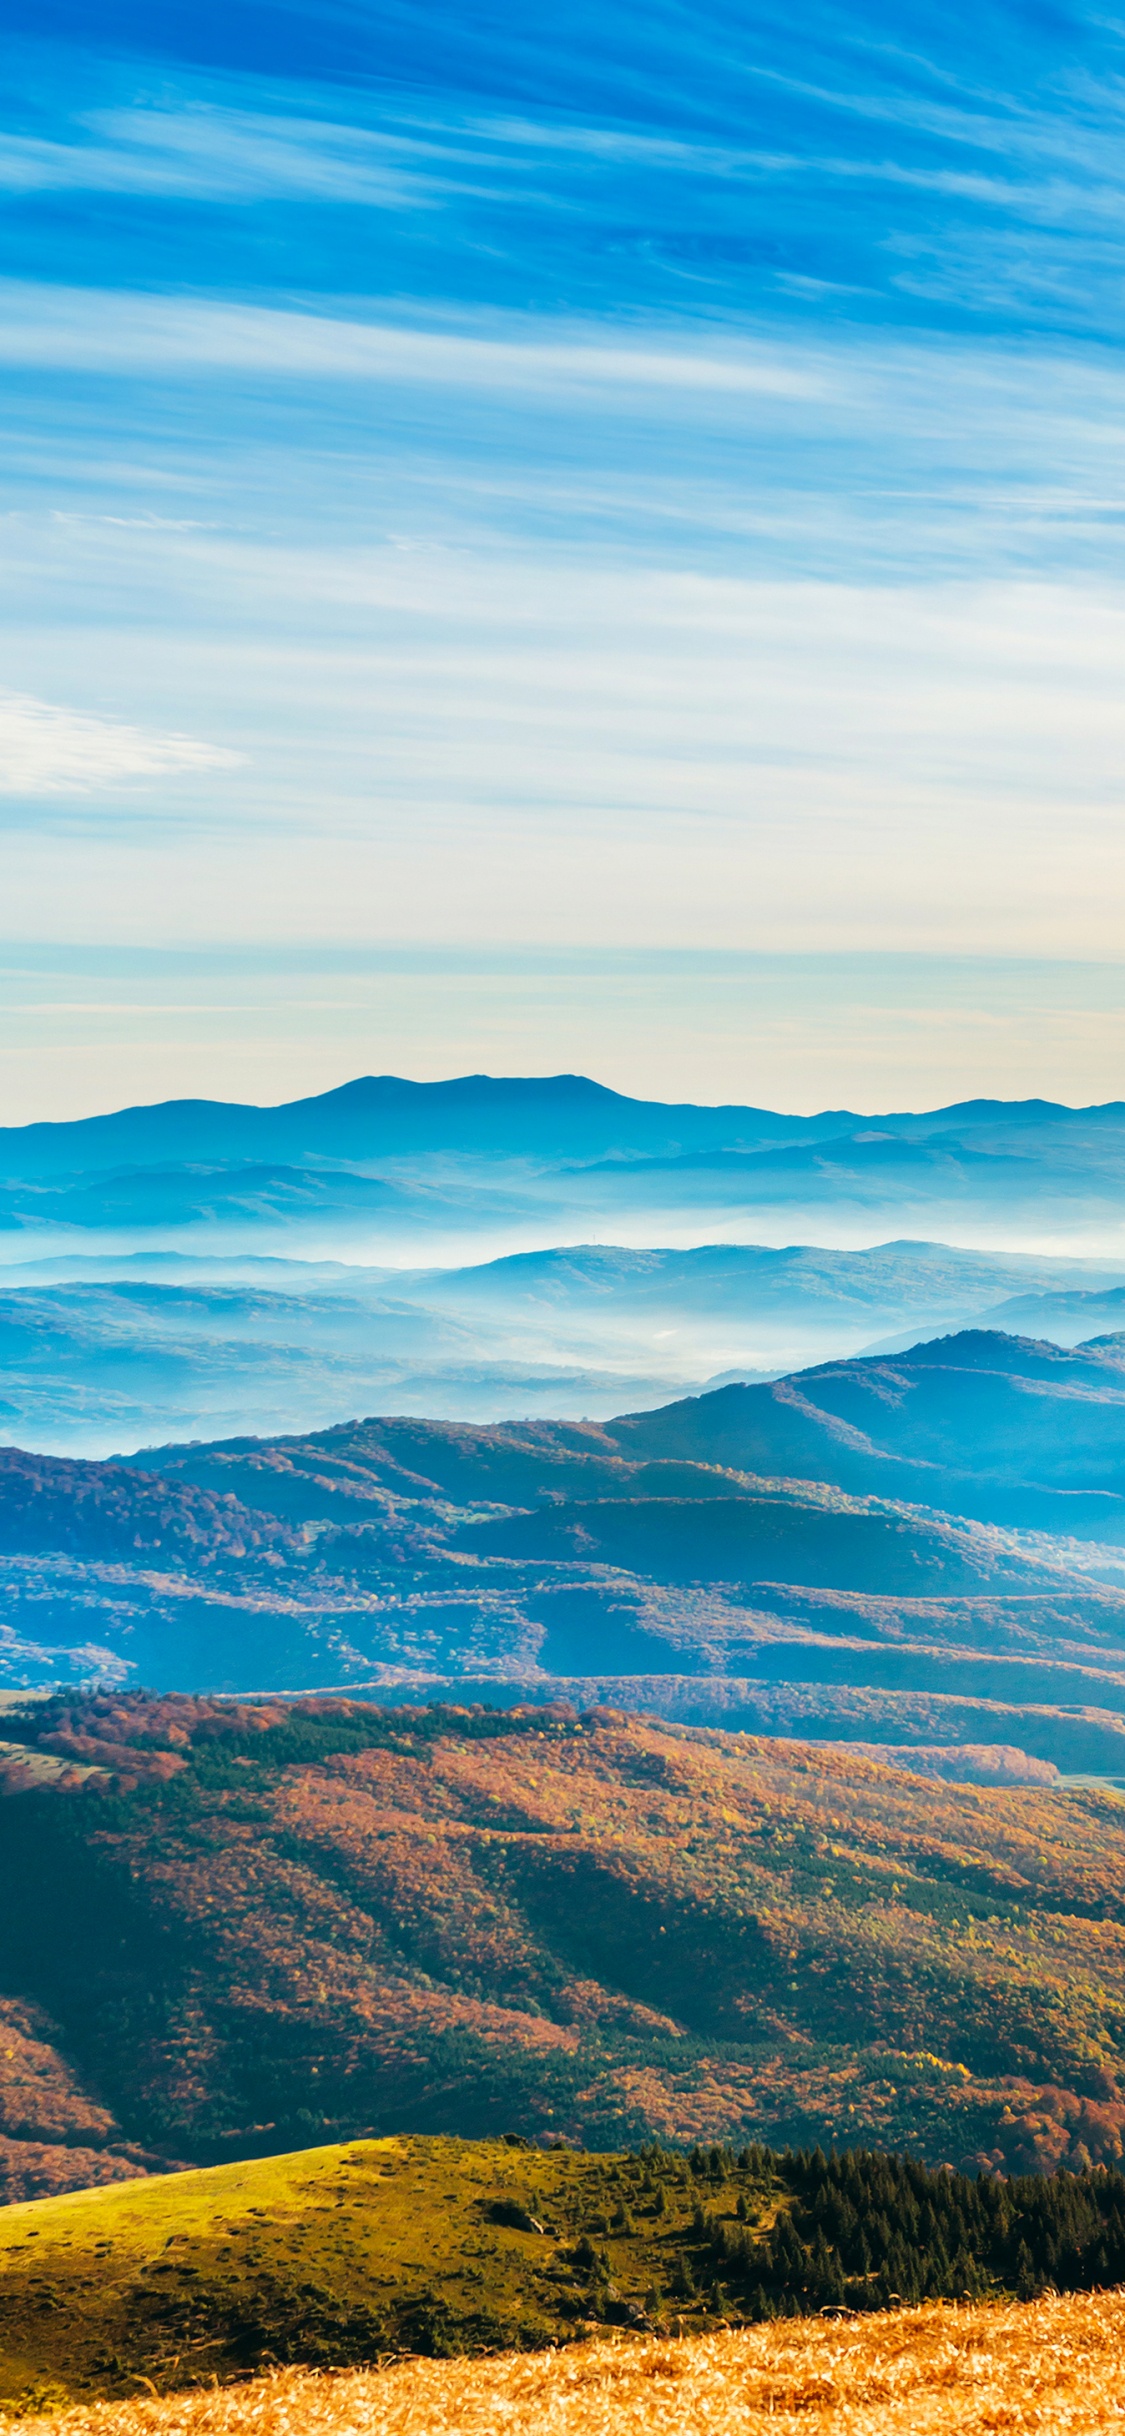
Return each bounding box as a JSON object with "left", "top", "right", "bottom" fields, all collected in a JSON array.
[
  {"left": 6, "top": 1076, "right": 1125, "bottom": 1449},
  {"left": 8, "top": 1074, "right": 1125, "bottom": 1795}
]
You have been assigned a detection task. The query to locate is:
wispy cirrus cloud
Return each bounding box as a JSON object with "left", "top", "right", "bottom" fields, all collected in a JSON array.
[
  {"left": 7, "top": 82, "right": 1125, "bottom": 243},
  {"left": 0, "top": 694, "right": 242, "bottom": 796},
  {"left": 0, "top": 104, "right": 472, "bottom": 207},
  {"left": 6, "top": 0, "right": 1125, "bottom": 1120},
  {"left": 0, "top": 280, "right": 823, "bottom": 399}
]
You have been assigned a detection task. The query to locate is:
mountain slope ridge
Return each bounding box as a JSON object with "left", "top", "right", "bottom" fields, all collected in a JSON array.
[
  {"left": 606, "top": 1328, "right": 1125, "bottom": 1536},
  {"left": 4, "top": 1696, "right": 1125, "bottom": 2196},
  {"left": 9, "top": 1330, "right": 1125, "bottom": 1752},
  {"left": 6, "top": 1073, "right": 1125, "bottom": 1180}
]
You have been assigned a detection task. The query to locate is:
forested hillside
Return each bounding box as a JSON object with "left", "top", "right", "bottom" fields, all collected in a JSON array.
[
  {"left": 3, "top": 1697, "right": 1125, "bottom": 2202},
  {"left": 137, "top": 1328, "right": 1125, "bottom": 1535}
]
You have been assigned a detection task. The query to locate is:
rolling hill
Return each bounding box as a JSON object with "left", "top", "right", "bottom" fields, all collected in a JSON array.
[
  {"left": 130, "top": 1325, "right": 1125, "bottom": 1549},
  {"left": 0, "top": 1272, "right": 686, "bottom": 1452},
  {"left": 609, "top": 1329, "right": 1125, "bottom": 1537},
  {"left": 2, "top": 2128, "right": 1125, "bottom": 2408},
  {"left": 0, "top": 1074, "right": 796, "bottom": 1181},
  {"left": 6, "top": 1241, "right": 1125, "bottom": 1452},
  {"left": 979, "top": 1284, "right": 1125, "bottom": 1344},
  {"left": 8, "top": 1331, "right": 1125, "bottom": 1773},
  {"left": 13, "top": 1076, "right": 1100, "bottom": 1185},
  {"left": 4, "top": 1696, "right": 1125, "bottom": 2204}
]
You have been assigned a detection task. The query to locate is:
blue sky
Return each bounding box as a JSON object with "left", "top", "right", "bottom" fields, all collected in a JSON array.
[{"left": 3, "top": 0, "right": 1125, "bottom": 1113}]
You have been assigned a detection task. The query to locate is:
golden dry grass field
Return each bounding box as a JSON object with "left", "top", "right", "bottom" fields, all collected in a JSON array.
[{"left": 14, "top": 2290, "right": 1125, "bottom": 2436}]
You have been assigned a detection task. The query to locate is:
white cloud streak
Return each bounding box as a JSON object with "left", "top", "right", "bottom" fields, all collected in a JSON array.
[
  {"left": 0, "top": 694, "right": 242, "bottom": 796},
  {"left": 0, "top": 106, "right": 463, "bottom": 207},
  {"left": 0, "top": 281, "right": 823, "bottom": 398},
  {"left": 3, "top": 82, "right": 1124, "bottom": 242}
]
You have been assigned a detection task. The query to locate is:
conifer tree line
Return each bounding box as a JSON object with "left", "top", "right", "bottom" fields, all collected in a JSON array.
[{"left": 676, "top": 2143, "right": 1125, "bottom": 2316}]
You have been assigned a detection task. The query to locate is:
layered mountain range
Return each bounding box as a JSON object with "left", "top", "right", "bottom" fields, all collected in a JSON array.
[
  {"left": 6, "top": 1072, "right": 1125, "bottom": 1450},
  {"left": 4, "top": 1281, "right": 1125, "bottom": 2207},
  {"left": 6, "top": 1076, "right": 1125, "bottom": 1260},
  {"left": 4, "top": 1239, "right": 1125, "bottom": 1454},
  {"left": 3, "top": 1327, "right": 1125, "bottom": 1774},
  {"left": 6, "top": 1075, "right": 1125, "bottom": 2211},
  {"left": 12, "top": 1073, "right": 1120, "bottom": 1177}
]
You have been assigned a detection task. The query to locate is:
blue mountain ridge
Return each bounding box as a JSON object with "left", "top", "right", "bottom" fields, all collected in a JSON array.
[{"left": 2, "top": 1074, "right": 1118, "bottom": 1181}]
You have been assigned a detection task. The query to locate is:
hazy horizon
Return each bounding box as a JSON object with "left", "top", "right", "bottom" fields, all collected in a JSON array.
[
  {"left": 6, "top": 949, "right": 1125, "bottom": 1127},
  {"left": 5, "top": 2, "right": 1125, "bottom": 1120}
]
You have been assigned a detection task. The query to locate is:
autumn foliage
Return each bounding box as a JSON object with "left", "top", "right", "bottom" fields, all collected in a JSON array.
[{"left": 3, "top": 1695, "right": 1125, "bottom": 2198}]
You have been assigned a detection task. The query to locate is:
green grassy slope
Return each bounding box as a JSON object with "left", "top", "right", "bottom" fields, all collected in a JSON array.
[
  {"left": 0, "top": 2134, "right": 770, "bottom": 2405},
  {"left": 5, "top": 2132, "right": 1125, "bottom": 2413}
]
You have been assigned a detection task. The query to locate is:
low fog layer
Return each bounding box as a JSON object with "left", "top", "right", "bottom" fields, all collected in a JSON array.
[
  {"left": 5, "top": 1080, "right": 1125, "bottom": 1445},
  {"left": 3, "top": 1240, "right": 1125, "bottom": 1452}
]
